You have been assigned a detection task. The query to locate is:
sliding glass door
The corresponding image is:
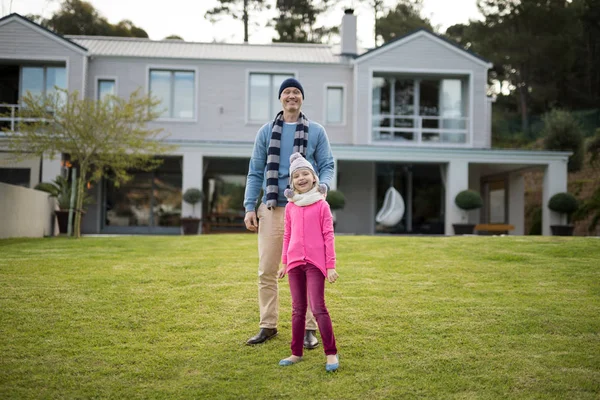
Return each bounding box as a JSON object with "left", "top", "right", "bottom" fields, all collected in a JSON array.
[{"left": 103, "top": 157, "right": 182, "bottom": 234}]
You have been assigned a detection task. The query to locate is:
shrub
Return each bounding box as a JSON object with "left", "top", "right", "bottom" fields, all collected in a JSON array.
[
  {"left": 326, "top": 190, "right": 346, "bottom": 210},
  {"left": 587, "top": 128, "right": 600, "bottom": 167},
  {"left": 454, "top": 190, "right": 483, "bottom": 211},
  {"left": 573, "top": 186, "right": 600, "bottom": 232},
  {"left": 183, "top": 188, "right": 204, "bottom": 205},
  {"left": 548, "top": 192, "right": 579, "bottom": 217},
  {"left": 541, "top": 109, "right": 585, "bottom": 172}
]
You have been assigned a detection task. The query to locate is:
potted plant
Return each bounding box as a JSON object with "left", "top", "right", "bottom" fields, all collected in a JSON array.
[
  {"left": 453, "top": 189, "right": 483, "bottom": 235},
  {"left": 548, "top": 192, "right": 579, "bottom": 236},
  {"left": 181, "top": 188, "right": 204, "bottom": 235},
  {"left": 326, "top": 190, "right": 346, "bottom": 211},
  {"left": 35, "top": 175, "right": 93, "bottom": 234},
  {"left": 326, "top": 190, "right": 346, "bottom": 230}
]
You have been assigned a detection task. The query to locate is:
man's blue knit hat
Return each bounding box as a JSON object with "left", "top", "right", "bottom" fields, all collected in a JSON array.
[{"left": 278, "top": 78, "right": 305, "bottom": 99}]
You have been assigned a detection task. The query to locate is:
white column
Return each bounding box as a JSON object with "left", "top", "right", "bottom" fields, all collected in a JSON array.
[
  {"left": 542, "top": 160, "right": 568, "bottom": 235},
  {"left": 41, "top": 155, "right": 62, "bottom": 183},
  {"left": 468, "top": 167, "right": 481, "bottom": 225},
  {"left": 445, "top": 159, "right": 469, "bottom": 235},
  {"left": 509, "top": 173, "right": 525, "bottom": 235},
  {"left": 406, "top": 166, "right": 413, "bottom": 232},
  {"left": 182, "top": 152, "right": 204, "bottom": 221}
]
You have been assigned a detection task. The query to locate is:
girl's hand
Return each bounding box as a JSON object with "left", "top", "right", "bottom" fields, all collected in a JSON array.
[
  {"left": 277, "top": 266, "right": 287, "bottom": 279},
  {"left": 327, "top": 269, "right": 339, "bottom": 283}
]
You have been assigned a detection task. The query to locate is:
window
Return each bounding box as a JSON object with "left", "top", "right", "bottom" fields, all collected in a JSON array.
[
  {"left": 21, "top": 66, "right": 66, "bottom": 100},
  {"left": 372, "top": 73, "right": 468, "bottom": 144},
  {"left": 0, "top": 168, "right": 30, "bottom": 188},
  {"left": 97, "top": 79, "right": 115, "bottom": 101},
  {"left": 325, "top": 86, "right": 344, "bottom": 124},
  {"left": 248, "top": 73, "right": 293, "bottom": 121},
  {"left": 149, "top": 69, "right": 195, "bottom": 119}
]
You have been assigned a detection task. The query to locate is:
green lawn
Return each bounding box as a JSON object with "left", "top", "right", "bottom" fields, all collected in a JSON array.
[{"left": 0, "top": 235, "right": 599, "bottom": 399}]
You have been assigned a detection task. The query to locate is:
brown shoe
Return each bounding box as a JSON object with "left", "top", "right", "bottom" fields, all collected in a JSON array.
[
  {"left": 303, "top": 329, "right": 319, "bottom": 349},
  {"left": 246, "top": 328, "right": 278, "bottom": 345}
]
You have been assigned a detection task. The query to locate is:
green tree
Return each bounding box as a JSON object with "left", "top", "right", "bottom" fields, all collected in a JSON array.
[
  {"left": 34, "top": 0, "right": 148, "bottom": 38},
  {"left": 542, "top": 109, "right": 585, "bottom": 173},
  {"left": 376, "top": 0, "right": 433, "bottom": 43},
  {"left": 42, "top": 0, "right": 112, "bottom": 35},
  {"left": 571, "top": 0, "right": 600, "bottom": 108},
  {"left": 205, "top": 0, "right": 270, "bottom": 43},
  {"left": 111, "top": 19, "right": 148, "bottom": 38},
  {"left": 356, "top": 0, "right": 386, "bottom": 46},
  {"left": 273, "top": 0, "right": 337, "bottom": 43},
  {"left": 3, "top": 88, "right": 174, "bottom": 238},
  {"left": 446, "top": 0, "right": 585, "bottom": 136}
]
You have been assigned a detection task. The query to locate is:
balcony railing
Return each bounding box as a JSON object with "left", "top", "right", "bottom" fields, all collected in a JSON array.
[
  {"left": 0, "top": 104, "right": 46, "bottom": 133},
  {"left": 372, "top": 115, "right": 469, "bottom": 145}
]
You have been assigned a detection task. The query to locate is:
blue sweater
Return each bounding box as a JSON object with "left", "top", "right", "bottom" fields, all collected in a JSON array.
[{"left": 244, "top": 121, "right": 335, "bottom": 212}]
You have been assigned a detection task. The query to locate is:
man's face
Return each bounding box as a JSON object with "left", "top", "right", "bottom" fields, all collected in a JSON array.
[{"left": 280, "top": 87, "right": 303, "bottom": 113}]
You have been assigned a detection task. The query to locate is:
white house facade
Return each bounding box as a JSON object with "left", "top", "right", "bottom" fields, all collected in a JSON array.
[{"left": 0, "top": 12, "right": 570, "bottom": 236}]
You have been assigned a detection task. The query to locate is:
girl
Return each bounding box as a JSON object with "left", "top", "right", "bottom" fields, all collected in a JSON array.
[{"left": 277, "top": 152, "right": 340, "bottom": 372}]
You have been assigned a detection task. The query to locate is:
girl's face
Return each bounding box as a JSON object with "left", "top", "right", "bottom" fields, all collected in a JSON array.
[{"left": 292, "top": 168, "right": 316, "bottom": 194}]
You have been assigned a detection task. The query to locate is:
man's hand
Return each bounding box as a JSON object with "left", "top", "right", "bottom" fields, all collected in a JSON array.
[
  {"left": 327, "top": 269, "right": 339, "bottom": 283},
  {"left": 277, "top": 265, "right": 287, "bottom": 279},
  {"left": 244, "top": 211, "right": 258, "bottom": 232}
]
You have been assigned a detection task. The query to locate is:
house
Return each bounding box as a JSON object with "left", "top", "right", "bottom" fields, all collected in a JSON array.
[{"left": 0, "top": 11, "right": 570, "bottom": 236}]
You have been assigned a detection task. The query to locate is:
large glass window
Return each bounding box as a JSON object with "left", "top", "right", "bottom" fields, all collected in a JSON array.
[
  {"left": 248, "top": 73, "right": 293, "bottom": 121},
  {"left": 372, "top": 74, "right": 467, "bottom": 144},
  {"left": 0, "top": 168, "right": 30, "bottom": 188},
  {"left": 149, "top": 69, "right": 195, "bottom": 119},
  {"left": 104, "top": 157, "right": 182, "bottom": 229},
  {"left": 326, "top": 86, "right": 344, "bottom": 124},
  {"left": 21, "top": 67, "right": 44, "bottom": 98},
  {"left": 97, "top": 79, "right": 115, "bottom": 100},
  {"left": 21, "top": 66, "right": 66, "bottom": 100}
]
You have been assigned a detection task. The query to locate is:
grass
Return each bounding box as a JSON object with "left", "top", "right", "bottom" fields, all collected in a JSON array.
[{"left": 0, "top": 235, "right": 599, "bottom": 399}]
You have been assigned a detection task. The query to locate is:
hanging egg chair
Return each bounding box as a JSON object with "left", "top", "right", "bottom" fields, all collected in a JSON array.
[{"left": 375, "top": 185, "right": 405, "bottom": 227}]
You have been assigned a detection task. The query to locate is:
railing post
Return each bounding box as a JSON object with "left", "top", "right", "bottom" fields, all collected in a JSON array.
[{"left": 11, "top": 105, "right": 15, "bottom": 132}]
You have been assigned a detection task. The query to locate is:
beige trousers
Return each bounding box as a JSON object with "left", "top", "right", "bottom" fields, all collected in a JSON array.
[{"left": 257, "top": 203, "right": 317, "bottom": 330}]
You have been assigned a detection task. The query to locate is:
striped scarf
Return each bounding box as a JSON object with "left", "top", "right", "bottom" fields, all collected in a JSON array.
[{"left": 265, "top": 111, "right": 309, "bottom": 209}]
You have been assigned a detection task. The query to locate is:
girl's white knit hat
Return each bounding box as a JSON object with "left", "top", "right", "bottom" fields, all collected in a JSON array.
[
  {"left": 289, "top": 152, "right": 315, "bottom": 175},
  {"left": 285, "top": 153, "right": 328, "bottom": 199}
]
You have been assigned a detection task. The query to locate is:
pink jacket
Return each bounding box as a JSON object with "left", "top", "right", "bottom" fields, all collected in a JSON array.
[{"left": 282, "top": 199, "right": 336, "bottom": 276}]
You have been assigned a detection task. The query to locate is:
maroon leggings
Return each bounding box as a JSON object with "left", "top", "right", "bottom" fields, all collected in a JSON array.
[{"left": 288, "top": 263, "right": 337, "bottom": 356}]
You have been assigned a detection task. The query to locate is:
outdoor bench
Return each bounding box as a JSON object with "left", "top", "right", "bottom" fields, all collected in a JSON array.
[{"left": 474, "top": 224, "right": 515, "bottom": 235}]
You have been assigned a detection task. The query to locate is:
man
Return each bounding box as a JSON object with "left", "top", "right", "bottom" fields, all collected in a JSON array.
[{"left": 243, "top": 77, "right": 335, "bottom": 347}]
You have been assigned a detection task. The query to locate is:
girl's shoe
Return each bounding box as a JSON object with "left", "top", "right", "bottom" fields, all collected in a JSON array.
[
  {"left": 279, "top": 356, "right": 302, "bottom": 366},
  {"left": 325, "top": 354, "right": 339, "bottom": 372}
]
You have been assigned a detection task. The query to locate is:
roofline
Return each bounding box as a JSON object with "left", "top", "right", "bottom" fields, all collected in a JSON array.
[
  {"left": 0, "top": 13, "right": 88, "bottom": 55},
  {"left": 354, "top": 28, "right": 493, "bottom": 69},
  {"left": 70, "top": 53, "right": 351, "bottom": 65},
  {"left": 163, "top": 139, "right": 570, "bottom": 164},
  {"left": 67, "top": 34, "right": 333, "bottom": 49}
]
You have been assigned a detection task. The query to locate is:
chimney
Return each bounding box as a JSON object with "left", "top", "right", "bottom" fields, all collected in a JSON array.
[{"left": 341, "top": 9, "right": 357, "bottom": 56}]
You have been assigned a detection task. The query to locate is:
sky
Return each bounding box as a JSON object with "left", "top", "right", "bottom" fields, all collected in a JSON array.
[{"left": 6, "top": 0, "right": 482, "bottom": 49}]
